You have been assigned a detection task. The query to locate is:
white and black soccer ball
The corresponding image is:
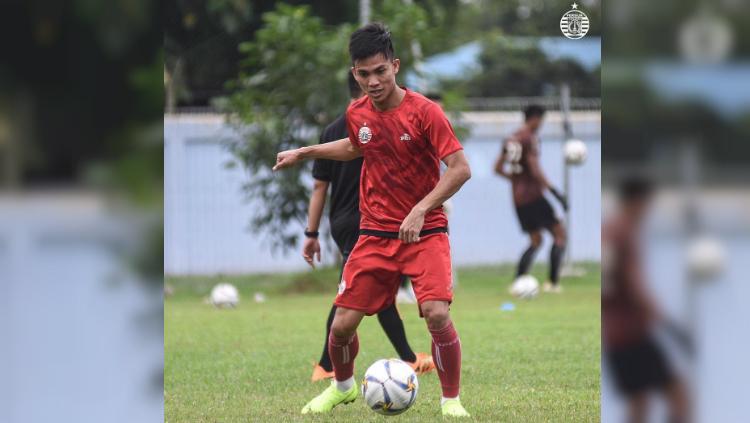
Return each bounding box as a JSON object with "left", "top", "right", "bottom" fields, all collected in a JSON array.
[
  {"left": 564, "top": 139, "right": 587, "bottom": 165},
  {"left": 362, "top": 359, "right": 418, "bottom": 415},
  {"left": 210, "top": 283, "right": 239, "bottom": 308},
  {"left": 509, "top": 275, "right": 539, "bottom": 299}
]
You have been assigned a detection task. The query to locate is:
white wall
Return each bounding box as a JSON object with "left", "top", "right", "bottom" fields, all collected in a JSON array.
[{"left": 164, "top": 111, "right": 601, "bottom": 275}]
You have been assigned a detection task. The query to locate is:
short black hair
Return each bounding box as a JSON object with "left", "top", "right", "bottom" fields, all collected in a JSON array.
[
  {"left": 349, "top": 22, "right": 395, "bottom": 65},
  {"left": 347, "top": 72, "right": 362, "bottom": 99},
  {"left": 618, "top": 176, "right": 654, "bottom": 202},
  {"left": 524, "top": 105, "right": 546, "bottom": 121}
]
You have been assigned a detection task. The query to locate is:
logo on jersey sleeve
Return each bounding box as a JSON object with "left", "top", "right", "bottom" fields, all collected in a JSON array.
[
  {"left": 358, "top": 123, "right": 372, "bottom": 144},
  {"left": 338, "top": 279, "right": 347, "bottom": 294}
]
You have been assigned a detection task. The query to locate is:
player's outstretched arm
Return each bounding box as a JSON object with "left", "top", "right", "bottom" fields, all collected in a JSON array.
[
  {"left": 399, "top": 150, "right": 471, "bottom": 243},
  {"left": 273, "top": 138, "right": 362, "bottom": 171}
]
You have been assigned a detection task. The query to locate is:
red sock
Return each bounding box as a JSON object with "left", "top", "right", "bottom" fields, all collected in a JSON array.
[
  {"left": 430, "top": 321, "right": 461, "bottom": 398},
  {"left": 328, "top": 333, "right": 359, "bottom": 381}
]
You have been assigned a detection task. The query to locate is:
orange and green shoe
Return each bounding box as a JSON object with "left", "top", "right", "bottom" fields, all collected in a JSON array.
[
  {"left": 310, "top": 363, "right": 334, "bottom": 382},
  {"left": 407, "top": 352, "right": 435, "bottom": 375}
]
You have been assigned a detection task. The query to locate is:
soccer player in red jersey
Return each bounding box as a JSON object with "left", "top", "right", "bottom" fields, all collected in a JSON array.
[
  {"left": 304, "top": 73, "right": 434, "bottom": 382},
  {"left": 273, "top": 23, "right": 472, "bottom": 417},
  {"left": 494, "top": 105, "right": 568, "bottom": 293}
]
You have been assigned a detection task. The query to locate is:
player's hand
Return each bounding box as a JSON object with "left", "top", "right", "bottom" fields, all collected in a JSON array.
[
  {"left": 550, "top": 187, "right": 568, "bottom": 211},
  {"left": 399, "top": 208, "right": 426, "bottom": 244},
  {"left": 302, "top": 237, "right": 321, "bottom": 268},
  {"left": 273, "top": 148, "right": 302, "bottom": 171}
]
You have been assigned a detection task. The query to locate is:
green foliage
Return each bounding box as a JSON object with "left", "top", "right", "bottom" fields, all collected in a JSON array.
[
  {"left": 224, "top": 5, "right": 353, "bottom": 253},
  {"left": 454, "top": 0, "right": 601, "bottom": 38}
]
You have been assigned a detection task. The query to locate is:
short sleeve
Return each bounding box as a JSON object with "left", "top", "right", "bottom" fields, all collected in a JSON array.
[
  {"left": 423, "top": 103, "right": 462, "bottom": 160},
  {"left": 312, "top": 158, "right": 332, "bottom": 181},
  {"left": 312, "top": 131, "right": 333, "bottom": 182}
]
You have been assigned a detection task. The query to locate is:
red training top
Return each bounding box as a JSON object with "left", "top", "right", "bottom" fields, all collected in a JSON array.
[{"left": 346, "top": 88, "right": 463, "bottom": 233}]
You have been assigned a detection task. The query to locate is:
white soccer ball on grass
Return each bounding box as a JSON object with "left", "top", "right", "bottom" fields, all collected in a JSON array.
[
  {"left": 509, "top": 275, "right": 540, "bottom": 299},
  {"left": 362, "top": 359, "right": 419, "bottom": 415},
  {"left": 210, "top": 283, "right": 239, "bottom": 308}
]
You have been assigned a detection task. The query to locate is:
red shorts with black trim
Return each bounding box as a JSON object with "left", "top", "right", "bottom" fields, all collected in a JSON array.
[{"left": 334, "top": 233, "right": 453, "bottom": 316}]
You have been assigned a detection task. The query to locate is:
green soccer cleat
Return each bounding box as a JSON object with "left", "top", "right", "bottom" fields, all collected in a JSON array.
[
  {"left": 301, "top": 381, "right": 358, "bottom": 414},
  {"left": 441, "top": 398, "right": 471, "bottom": 418}
]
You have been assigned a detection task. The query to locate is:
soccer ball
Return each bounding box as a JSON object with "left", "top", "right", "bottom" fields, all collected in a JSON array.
[
  {"left": 687, "top": 236, "right": 726, "bottom": 281},
  {"left": 362, "top": 359, "right": 419, "bottom": 415},
  {"left": 210, "top": 283, "right": 239, "bottom": 308},
  {"left": 564, "top": 139, "right": 587, "bottom": 165},
  {"left": 509, "top": 275, "right": 539, "bottom": 299}
]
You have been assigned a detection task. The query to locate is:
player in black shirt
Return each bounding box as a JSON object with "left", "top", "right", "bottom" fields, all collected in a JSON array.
[{"left": 304, "top": 74, "right": 434, "bottom": 382}]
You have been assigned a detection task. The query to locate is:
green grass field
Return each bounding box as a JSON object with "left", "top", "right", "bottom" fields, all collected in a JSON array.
[{"left": 165, "top": 264, "right": 600, "bottom": 422}]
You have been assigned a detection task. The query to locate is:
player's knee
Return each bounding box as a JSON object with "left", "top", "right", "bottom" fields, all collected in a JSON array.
[
  {"left": 554, "top": 226, "right": 567, "bottom": 245},
  {"left": 530, "top": 232, "right": 543, "bottom": 248},
  {"left": 330, "top": 319, "right": 356, "bottom": 338},
  {"left": 422, "top": 304, "right": 450, "bottom": 330},
  {"left": 330, "top": 311, "right": 358, "bottom": 338}
]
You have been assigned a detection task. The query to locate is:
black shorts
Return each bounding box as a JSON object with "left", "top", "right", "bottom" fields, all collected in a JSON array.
[
  {"left": 515, "top": 197, "right": 558, "bottom": 233},
  {"left": 330, "top": 215, "right": 360, "bottom": 255},
  {"left": 606, "top": 336, "right": 674, "bottom": 396}
]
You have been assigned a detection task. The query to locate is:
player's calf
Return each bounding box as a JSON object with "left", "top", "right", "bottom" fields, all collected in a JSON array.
[
  {"left": 422, "top": 301, "right": 465, "bottom": 413},
  {"left": 328, "top": 307, "right": 365, "bottom": 391}
]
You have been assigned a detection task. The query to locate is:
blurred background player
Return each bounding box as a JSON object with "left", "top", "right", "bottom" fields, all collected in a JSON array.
[
  {"left": 494, "top": 105, "right": 568, "bottom": 293},
  {"left": 303, "top": 73, "right": 434, "bottom": 382},
  {"left": 602, "top": 178, "right": 689, "bottom": 423}
]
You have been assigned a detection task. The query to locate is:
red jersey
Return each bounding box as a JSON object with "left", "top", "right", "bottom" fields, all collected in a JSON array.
[
  {"left": 346, "top": 88, "right": 463, "bottom": 232},
  {"left": 502, "top": 127, "right": 545, "bottom": 206}
]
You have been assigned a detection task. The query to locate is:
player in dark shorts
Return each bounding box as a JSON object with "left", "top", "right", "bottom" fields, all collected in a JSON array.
[
  {"left": 274, "top": 23, "right": 472, "bottom": 417},
  {"left": 304, "top": 73, "right": 434, "bottom": 382},
  {"left": 603, "top": 178, "right": 689, "bottom": 423},
  {"left": 494, "top": 105, "right": 568, "bottom": 292}
]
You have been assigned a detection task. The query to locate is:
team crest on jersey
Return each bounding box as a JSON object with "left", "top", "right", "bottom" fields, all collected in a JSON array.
[{"left": 358, "top": 124, "right": 372, "bottom": 144}]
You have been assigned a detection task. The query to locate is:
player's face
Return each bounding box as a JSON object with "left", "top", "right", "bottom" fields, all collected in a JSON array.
[
  {"left": 527, "top": 116, "right": 544, "bottom": 132},
  {"left": 352, "top": 54, "right": 400, "bottom": 104}
]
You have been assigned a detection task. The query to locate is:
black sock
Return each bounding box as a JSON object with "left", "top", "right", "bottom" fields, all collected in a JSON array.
[
  {"left": 317, "top": 304, "right": 337, "bottom": 371},
  {"left": 516, "top": 244, "right": 539, "bottom": 276},
  {"left": 550, "top": 244, "right": 565, "bottom": 284},
  {"left": 377, "top": 303, "right": 417, "bottom": 363}
]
